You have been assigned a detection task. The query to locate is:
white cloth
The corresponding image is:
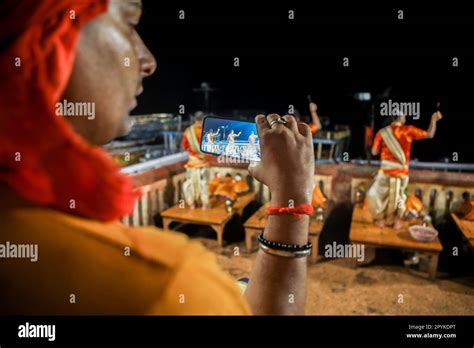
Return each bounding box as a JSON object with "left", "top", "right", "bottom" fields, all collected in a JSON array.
[
  {"left": 367, "top": 170, "right": 409, "bottom": 224},
  {"left": 182, "top": 166, "right": 210, "bottom": 208}
]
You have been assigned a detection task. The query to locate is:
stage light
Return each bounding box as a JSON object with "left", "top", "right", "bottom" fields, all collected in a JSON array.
[{"left": 354, "top": 92, "right": 371, "bottom": 101}]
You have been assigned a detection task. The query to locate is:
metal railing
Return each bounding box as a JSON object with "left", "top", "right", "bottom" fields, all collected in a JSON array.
[{"left": 351, "top": 159, "right": 474, "bottom": 172}]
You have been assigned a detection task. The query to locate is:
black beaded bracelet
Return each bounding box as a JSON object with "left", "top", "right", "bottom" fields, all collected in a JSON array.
[{"left": 257, "top": 232, "right": 312, "bottom": 258}]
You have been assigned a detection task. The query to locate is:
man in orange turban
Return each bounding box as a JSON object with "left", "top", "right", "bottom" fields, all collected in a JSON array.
[{"left": 0, "top": 0, "right": 316, "bottom": 315}]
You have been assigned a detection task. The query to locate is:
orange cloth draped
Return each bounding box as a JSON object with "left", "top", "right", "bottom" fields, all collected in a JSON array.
[
  {"left": 233, "top": 179, "right": 249, "bottom": 194},
  {"left": 0, "top": 0, "right": 141, "bottom": 222},
  {"left": 211, "top": 177, "right": 249, "bottom": 200},
  {"left": 372, "top": 124, "right": 427, "bottom": 177},
  {"left": 464, "top": 210, "right": 474, "bottom": 220},
  {"left": 182, "top": 125, "right": 209, "bottom": 167},
  {"left": 208, "top": 176, "right": 222, "bottom": 196},
  {"left": 459, "top": 200, "right": 474, "bottom": 220},
  {"left": 405, "top": 195, "right": 423, "bottom": 214},
  {"left": 213, "top": 177, "right": 236, "bottom": 201},
  {"left": 214, "top": 182, "right": 237, "bottom": 201},
  {"left": 312, "top": 185, "right": 326, "bottom": 209}
]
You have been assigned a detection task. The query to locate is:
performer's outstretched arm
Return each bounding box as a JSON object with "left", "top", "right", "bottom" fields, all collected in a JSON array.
[
  {"left": 425, "top": 111, "right": 443, "bottom": 139},
  {"left": 309, "top": 102, "right": 322, "bottom": 130},
  {"left": 245, "top": 114, "right": 314, "bottom": 315},
  {"left": 371, "top": 132, "right": 382, "bottom": 156}
]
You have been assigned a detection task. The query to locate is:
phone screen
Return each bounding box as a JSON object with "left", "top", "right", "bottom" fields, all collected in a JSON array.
[{"left": 200, "top": 116, "right": 261, "bottom": 162}]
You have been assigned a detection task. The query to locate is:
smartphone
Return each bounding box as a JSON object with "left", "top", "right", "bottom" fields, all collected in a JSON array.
[{"left": 200, "top": 116, "right": 261, "bottom": 162}]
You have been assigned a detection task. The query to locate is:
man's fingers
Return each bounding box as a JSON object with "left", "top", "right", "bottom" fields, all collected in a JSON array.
[
  {"left": 432, "top": 111, "right": 443, "bottom": 121},
  {"left": 266, "top": 113, "right": 281, "bottom": 128},
  {"left": 255, "top": 114, "right": 270, "bottom": 141},
  {"left": 281, "top": 115, "right": 299, "bottom": 133},
  {"left": 297, "top": 122, "right": 312, "bottom": 139}
]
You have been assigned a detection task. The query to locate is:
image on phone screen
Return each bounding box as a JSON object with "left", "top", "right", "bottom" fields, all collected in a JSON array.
[{"left": 200, "top": 116, "right": 261, "bottom": 162}]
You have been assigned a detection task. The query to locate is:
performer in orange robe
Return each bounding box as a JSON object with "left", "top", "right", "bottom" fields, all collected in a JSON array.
[
  {"left": 367, "top": 111, "right": 443, "bottom": 228},
  {"left": 181, "top": 112, "right": 211, "bottom": 208},
  {"left": 364, "top": 125, "right": 374, "bottom": 164}
]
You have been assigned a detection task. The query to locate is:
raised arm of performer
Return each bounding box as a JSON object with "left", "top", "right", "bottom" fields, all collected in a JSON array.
[
  {"left": 371, "top": 111, "right": 443, "bottom": 157},
  {"left": 309, "top": 102, "right": 322, "bottom": 131},
  {"left": 245, "top": 114, "right": 314, "bottom": 315},
  {"left": 425, "top": 111, "right": 443, "bottom": 139}
]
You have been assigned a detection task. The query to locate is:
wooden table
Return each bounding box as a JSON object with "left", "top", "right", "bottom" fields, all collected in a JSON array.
[
  {"left": 350, "top": 205, "right": 443, "bottom": 279},
  {"left": 161, "top": 192, "right": 256, "bottom": 247},
  {"left": 243, "top": 203, "right": 324, "bottom": 263},
  {"left": 451, "top": 213, "right": 474, "bottom": 249}
]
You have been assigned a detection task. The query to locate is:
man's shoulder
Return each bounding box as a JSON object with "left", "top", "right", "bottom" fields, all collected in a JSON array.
[
  {"left": 2, "top": 207, "right": 204, "bottom": 270},
  {"left": 0, "top": 207, "right": 234, "bottom": 314}
]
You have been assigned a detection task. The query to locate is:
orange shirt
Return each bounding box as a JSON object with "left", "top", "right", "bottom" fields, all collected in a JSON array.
[
  {"left": 0, "top": 208, "right": 250, "bottom": 315},
  {"left": 372, "top": 124, "right": 427, "bottom": 176},
  {"left": 182, "top": 124, "right": 202, "bottom": 156}
]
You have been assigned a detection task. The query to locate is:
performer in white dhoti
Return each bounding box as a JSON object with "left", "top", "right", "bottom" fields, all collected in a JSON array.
[
  {"left": 205, "top": 128, "right": 220, "bottom": 153},
  {"left": 367, "top": 110, "right": 443, "bottom": 228},
  {"left": 181, "top": 112, "right": 211, "bottom": 209},
  {"left": 246, "top": 131, "right": 258, "bottom": 160},
  {"left": 225, "top": 129, "right": 242, "bottom": 157}
]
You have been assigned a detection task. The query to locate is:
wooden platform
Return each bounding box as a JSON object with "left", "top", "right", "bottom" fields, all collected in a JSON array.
[
  {"left": 350, "top": 205, "right": 442, "bottom": 279},
  {"left": 161, "top": 192, "right": 256, "bottom": 247},
  {"left": 451, "top": 213, "right": 474, "bottom": 249},
  {"left": 243, "top": 203, "right": 324, "bottom": 263}
]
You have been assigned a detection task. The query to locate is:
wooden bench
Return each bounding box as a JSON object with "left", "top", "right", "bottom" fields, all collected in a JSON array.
[
  {"left": 350, "top": 205, "right": 443, "bottom": 279},
  {"left": 243, "top": 203, "right": 324, "bottom": 263},
  {"left": 451, "top": 213, "right": 474, "bottom": 249},
  {"left": 161, "top": 192, "right": 256, "bottom": 248}
]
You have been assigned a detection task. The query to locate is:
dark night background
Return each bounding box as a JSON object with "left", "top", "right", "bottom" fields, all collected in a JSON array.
[{"left": 133, "top": 2, "right": 474, "bottom": 163}]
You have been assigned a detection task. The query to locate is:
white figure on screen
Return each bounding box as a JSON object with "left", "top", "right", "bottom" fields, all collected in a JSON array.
[
  {"left": 246, "top": 131, "right": 258, "bottom": 160},
  {"left": 205, "top": 128, "right": 220, "bottom": 153},
  {"left": 225, "top": 129, "right": 242, "bottom": 157}
]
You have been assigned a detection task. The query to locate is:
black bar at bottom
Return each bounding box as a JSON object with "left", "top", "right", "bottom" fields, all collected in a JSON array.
[{"left": 0, "top": 316, "right": 472, "bottom": 345}]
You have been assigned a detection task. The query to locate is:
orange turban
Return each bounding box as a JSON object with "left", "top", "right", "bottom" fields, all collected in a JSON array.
[{"left": 0, "top": 0, "right": 140, "bottom": 221}]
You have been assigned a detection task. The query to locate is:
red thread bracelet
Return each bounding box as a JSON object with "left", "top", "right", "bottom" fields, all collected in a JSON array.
[{"left": 266, "top": 203, "right": 314, "bottom": 218}]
